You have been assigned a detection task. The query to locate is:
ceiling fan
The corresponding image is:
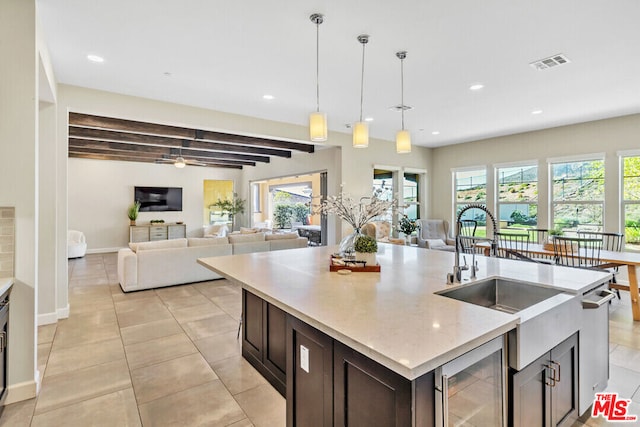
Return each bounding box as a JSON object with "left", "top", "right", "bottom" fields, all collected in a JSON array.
[{"left": 156, "top": 147, "right": 207, "bottom": 168}]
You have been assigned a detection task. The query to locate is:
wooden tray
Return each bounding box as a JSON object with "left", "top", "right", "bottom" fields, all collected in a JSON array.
[{"left": 329, "top": 256, "right": 381, "bottom": 272}]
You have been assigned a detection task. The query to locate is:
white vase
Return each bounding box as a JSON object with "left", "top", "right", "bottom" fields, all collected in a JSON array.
[{"left": 355, "top": 252, "right": 377, "bottom": 266}]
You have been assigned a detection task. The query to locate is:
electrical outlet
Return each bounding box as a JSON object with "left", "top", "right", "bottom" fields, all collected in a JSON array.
[{"left": 300, "top": 345, "right": 309, "bottom": 373}]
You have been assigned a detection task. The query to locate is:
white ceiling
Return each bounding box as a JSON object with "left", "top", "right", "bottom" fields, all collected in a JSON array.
[{"left": 37, "top": 0, "right": 640, "bottom": 148}]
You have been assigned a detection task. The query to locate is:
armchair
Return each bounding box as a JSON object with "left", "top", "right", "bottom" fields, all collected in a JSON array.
[{"left": 416, "top": 219, "right": 456, "bottom": 252}]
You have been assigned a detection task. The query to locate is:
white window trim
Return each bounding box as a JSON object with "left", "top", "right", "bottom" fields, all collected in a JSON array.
[
  {"left": 617, "top": 149, "right": 640, "bottom": 158},
  {"left": 547, "top": 152, "right": 605, "bottom": 164},
  {"left": 451, "top": 165, "right": 487, "bottom": 174},
  {"left": 493, "top": 159, "right": 538, "bottom": 169}
]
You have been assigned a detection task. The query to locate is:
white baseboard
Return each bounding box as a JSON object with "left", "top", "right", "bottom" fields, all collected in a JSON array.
[
  {"left": 5, "top": 379, "right": 37, "bottom": 404},
  {"left": 86, "top": 247, "right": 121, "bottom": 254},
  {"left": 57, "top": 304, "right": 69, "bottom": 319},
  {"left": 37, "top": 311, "right": 57, "bottom": 326}
]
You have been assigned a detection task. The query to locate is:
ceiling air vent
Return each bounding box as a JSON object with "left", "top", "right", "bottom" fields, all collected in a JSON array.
[
  {"left": 529, "top": 54, "right": 571, "bottom": 70},
  {"left": 389, "top": 104, "right": 413, "bottom": 111}
]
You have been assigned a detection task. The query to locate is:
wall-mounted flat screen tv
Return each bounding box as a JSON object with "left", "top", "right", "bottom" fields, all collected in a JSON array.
[{"left": 135, "top": 187, "right": 183, "bottom": 212}]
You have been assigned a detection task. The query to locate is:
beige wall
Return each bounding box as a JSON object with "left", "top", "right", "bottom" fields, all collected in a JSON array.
[
  {"left": 0, "top": 0, "right": 38, "bottom": 403},
  {"left": 431, "top": 113, "right": 640, "bottom": 231},
  {"left": 68, "top": 158, "right": 241, "bottom": 251}
]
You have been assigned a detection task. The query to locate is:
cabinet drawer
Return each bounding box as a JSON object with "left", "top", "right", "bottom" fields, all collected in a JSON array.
[
  {"left": 168, "top": 225, "right": 185, "bottom": 239},
  {"left": 130, "top": 227, "right": 149, "bottom": 243},
  {"left": 149, "top": 227, "right": 168, "bottom": 240}
]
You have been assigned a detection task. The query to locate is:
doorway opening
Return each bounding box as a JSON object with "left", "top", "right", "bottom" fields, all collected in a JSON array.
[{"left": 250, "top": 172, "right": 327, "bottom": 245}]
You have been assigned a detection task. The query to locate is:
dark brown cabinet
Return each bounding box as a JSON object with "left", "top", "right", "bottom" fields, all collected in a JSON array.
[
  {"left": 0, "top": 285, "right": 11, "bottom": 414},
  {"left": 334, "top": 341, "right": 412, "bottom": 427},
  {"left": 286, "top": 317, "right": 333, "bottom": 427},
  {"left": 511, "top": 333, "right": 578, "bottom": 427},
  {"left": 241, "top": 289, "right": 287, "bottom": 396},
  {"left": 243, "top": 289, "right": 435, "bottom": 427}
]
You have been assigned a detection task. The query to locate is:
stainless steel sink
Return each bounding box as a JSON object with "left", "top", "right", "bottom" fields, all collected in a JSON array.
[
  {"left": 436, "top": 277, "right": 580, "bottom": 370},
  {"left": 436, "top": 278, "right": 563, "bottom": 314}
]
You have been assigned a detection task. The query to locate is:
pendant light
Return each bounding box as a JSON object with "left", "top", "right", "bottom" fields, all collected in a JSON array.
[
  {"left": 395, "top": 51, "right": 411, "bottom": 153},
  {"left": 174, "top": 147, "right": 186, "bottom": 168},
  {"left": 309, "top": 13, "right": 327, "bottom": 142},
  {"left": 353, "top": 34, "right": 370, "bottom": 148}
]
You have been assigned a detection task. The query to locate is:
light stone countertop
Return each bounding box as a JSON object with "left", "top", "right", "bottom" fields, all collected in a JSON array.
[
  {"left": 0, "top": 277, "right": 13, "bottom": 296},
  {"left": 198, "top": 244, "right": 610, "bottom": 380}
]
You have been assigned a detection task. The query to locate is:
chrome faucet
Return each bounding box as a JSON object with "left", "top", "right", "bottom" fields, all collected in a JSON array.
[{"left": 447, "top": 203, "right": 498, "bottom": 284}]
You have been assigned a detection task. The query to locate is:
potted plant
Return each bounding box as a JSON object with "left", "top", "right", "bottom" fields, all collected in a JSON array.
[
  {"left": 128, "top": 201, "right": 141, "bottom": 226},
  {"left": 354, "top": 234, "right": 378, "bottom": 266},
  {"left": 398, "top": 214, "right": 418, "bottom": 245},
  {"left": 210, "top": 193, "right": 246, "bottom": 231}
]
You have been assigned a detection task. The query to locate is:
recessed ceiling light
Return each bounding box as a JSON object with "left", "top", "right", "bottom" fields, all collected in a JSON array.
[
  {"left": 87, "top": 54, "right": 104, "bottom": 63},
  {"left": 432, "top": 131, "right": 440, "bottom": 135},
  {"left": 531, "top": 109, "right": 543, "bottom": 115},
  {"left": 364, "top": 117, "right": 374, "bottom": 122},
  {"left": 263, "top": 94, "right": 275, "bottom": 100},
  {"left": 469, "top": 84, "right": 484, "bottom": 91}
]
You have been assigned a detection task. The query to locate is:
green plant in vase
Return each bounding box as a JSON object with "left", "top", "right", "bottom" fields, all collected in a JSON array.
[
  {"left": 128, "top": 201, "right": 141, "bottom": 225},
  {"left": 354, "top": 234, "right": 378, "bottom": 266},
  {"left": 210, "top": 194, "right": 245, "bottom": 231}
]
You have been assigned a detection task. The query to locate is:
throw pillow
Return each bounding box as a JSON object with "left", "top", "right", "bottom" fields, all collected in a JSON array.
[
  {"left": 228, "top": 232, "right": 266, "bottom": 244},
  {"left": 240, "top": 227, "right": 259, "bottom": 234},
  {"left": 426, "top": 238, "right": 446, "bottom": 248},
  {"left": 265, "top": 233, "right": 298, "bottom": 241},
  {"left": 188, "top": 237, "right": 230, "bottom": 246},
  {"left": 131, "top": 238, "right": 188, "bottom": 252}
]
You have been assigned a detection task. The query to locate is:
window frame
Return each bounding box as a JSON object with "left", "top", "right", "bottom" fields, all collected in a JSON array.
[
  {"left": 619, "top": 150, "right": 640, "bottom": 252},
  {"left": 548, "top": 154, "right": 605, "bottom": 233},
  {"left": 494, "top": 161, "right": 539, "bottom": 231}
]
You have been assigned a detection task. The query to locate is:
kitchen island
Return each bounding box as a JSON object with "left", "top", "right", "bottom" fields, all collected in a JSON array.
[{"left": 198, "top": 244, "right": 611, "bottom": 426}]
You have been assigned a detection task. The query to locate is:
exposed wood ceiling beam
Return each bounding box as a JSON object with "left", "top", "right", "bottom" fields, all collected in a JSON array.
[
  {"left": 68, "top": 152, "right": 243, "bottom": 169},
  {"left": 69, "top": 112, "right": 314, "bottom": 153},
  {"left": 69, "top": 146, "right": 256, "bottom": 167},
  {"left": 69, "top": 126, "right": 292, "bottom": 158},
  {"left": 69, "top": 138, "right": 267, "bottom": 163}
]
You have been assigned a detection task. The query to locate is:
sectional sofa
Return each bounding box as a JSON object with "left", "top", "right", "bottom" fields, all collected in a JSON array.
[{"left": 117, "top": 232, "right": 308, "bottom": 292}]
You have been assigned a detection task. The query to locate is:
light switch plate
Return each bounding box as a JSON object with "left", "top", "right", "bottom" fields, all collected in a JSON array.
[{"left": 300, "top": 345, "right": 309, "bottom": 373}]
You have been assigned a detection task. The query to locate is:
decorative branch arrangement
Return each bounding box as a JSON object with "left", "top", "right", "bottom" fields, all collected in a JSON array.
[{"left": 314, "top": 189, "right": 396, "bottom": 230}]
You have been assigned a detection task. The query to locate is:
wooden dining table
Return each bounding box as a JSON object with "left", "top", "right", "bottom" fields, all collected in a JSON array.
[{"left": 479, "top": 241, "right": 640, "bottom": 321}]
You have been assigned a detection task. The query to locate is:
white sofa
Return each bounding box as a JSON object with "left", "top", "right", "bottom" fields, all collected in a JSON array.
[{"left": 117, "top": 232, "right": 308, "bottom": 292}]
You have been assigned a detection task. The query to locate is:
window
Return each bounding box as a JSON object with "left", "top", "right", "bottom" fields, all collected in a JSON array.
[
  {"left": 455, "top": 168, "right": 487, "bottom": 237},
  {"left": 623, "top": 155, "right": 640, "bottom": 251},
  {"left": 551, "top": 159, "right": 604, "bottom": 233},
  {"left": 496, "top": 164, "right": 538, "bottom": 230},
  {"left": 403, "top": 172, "right": 419, "bottom": 220},
  {"left": 373, "top": 169, "right": 394, "bottom": 222}
]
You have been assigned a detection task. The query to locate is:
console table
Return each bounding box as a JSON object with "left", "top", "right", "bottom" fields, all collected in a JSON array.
[{"left": 129, "top": 224, "right": 186, "bottom": 243}]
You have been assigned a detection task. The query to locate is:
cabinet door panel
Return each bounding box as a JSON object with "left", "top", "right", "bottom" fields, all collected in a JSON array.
[
  {"left": 243, "top": 290, "right": 263, "bottom": 359},
  {"left": 286, "top": 317, "right": 333, "bottom": 427},
  {"left": 551, "top": 334, "right": 578, "bottom": 426},
  {"left": 334, "top": 341, "right": 411, "bottom": 427},
  {"left": 265, "top": 303, "right": 287, "bottom": 378},
  {"left": 511, "top": 353, "right": 551, "bottom": 426}
]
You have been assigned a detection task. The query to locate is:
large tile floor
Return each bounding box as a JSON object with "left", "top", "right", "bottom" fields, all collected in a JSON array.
[
  {"left": 0, "top": 253, "right": 284, "bottom": 427},
  {"left": 1, "top": 253, "right": 640, "bottom": 426}
]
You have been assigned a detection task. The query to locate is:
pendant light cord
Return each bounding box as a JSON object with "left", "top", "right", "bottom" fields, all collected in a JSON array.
[
  {"left": 359, "top": 40, "right": 366, "bottom": 122},
  {"left": 315, "top": 21, "right": 320, "bottom": 113},
  {"left": 400, "top": 57, "right": 405, "bottom": 130}
]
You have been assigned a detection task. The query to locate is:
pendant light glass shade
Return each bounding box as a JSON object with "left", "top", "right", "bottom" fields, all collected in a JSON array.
[
  {"left": 309, "top": 111, "right": 327, "bottom": 141},
  {"left": 353, "top": 122, "right": 369, "bottom": 148},
  {"left": 353, "top": 34, "right": 370, "bottom": 148},
  {"left": 309, "top": 13, "right": 327, "bottom": 142},
  {"left": 395, "top": 130, "right": 411, "bottom": 153},
  {"left": 174, "top": 157, "right": 186, "bottom": 168},
  {"left": 395, "top": 51, "right": 411, "bottom": 154}
]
